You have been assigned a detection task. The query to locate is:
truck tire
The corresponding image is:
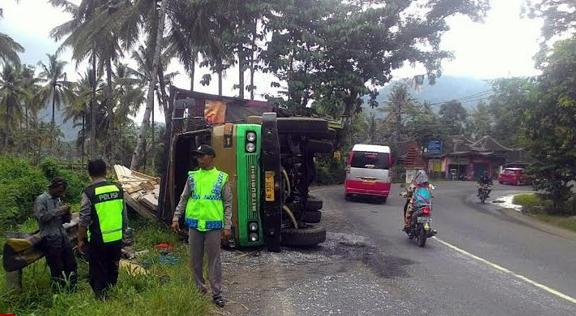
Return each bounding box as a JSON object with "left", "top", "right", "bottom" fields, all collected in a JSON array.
[
  {"left": 281, "top": 225, "right": 327, "bottom": 247},
  {"left": 301, "top": 210, "right": 322, "bottom": 223},
  {"left": 306, "top": 196, "right": 323, "bottom": 211},
  {"left": 277, "top": 118, "right": 328, "bottom": 135},
  {"left": 307, "top": 139, "right": 333, "bottom": 154}
]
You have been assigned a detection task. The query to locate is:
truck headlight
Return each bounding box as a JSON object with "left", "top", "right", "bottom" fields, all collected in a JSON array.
[
  {"left": 246, "top": 142, "right": 256, "bottom": 153},
  {"left": 246, "top": 131, "right": 257, "bottom": 142},
  {"left": 248, "top": 222, "right": 259, "bottom": 232},
  {"left": 249, "top": 232, "right": 259, "bottom": 242}
]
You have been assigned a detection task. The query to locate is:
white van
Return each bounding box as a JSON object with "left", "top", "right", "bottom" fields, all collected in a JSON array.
[{"left": 345, "top": 144, "right": 392, "bottom": 203}]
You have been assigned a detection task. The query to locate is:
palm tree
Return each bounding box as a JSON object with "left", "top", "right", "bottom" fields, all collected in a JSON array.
[
  {"left": 0, "top": 63, "right": 27, "bottom": 151},
  {"left": 113, "top": 62, "right": 144, "bottom": 163},
  {"left": 129, "top": 45, "right": 177, "bottom": 170},
  {"left": 130, "top": 0, "right": 169, "bottom": 170},
  {"left": 166, "top": 0, "right": 218, "bottom": 92},
  {"left": 65, "top": 68, "right": 103, "bottom": 163},
  {"left": 35, "top": 53, "right": 74, "bottom": 155},
  {"left": 18, "top": 64, "right": 40, "bottom": 130},
  {"left": 0, "top": 7, "right": 25, "bottom": 65},
  {"left": 49, "top": 0, "right": 105, "bottom": 159},
  {"left": 378, "top": 83, "right": 417, "bottom": 144}
]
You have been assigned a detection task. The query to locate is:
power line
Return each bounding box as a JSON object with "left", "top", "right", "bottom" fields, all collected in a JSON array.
[{"left": 429, "top": 89, "right": 493, "bottom": 106}]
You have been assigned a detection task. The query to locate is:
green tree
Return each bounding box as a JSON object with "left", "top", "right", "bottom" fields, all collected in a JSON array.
[
  {"left": 65, "top": 68, "right": 104, "bottom": 162},
  {"left": 113, "top": 62, "right": 145, "bottom": 164},
  {"left": 262, "top": 0, "right": 490, "bottom": 148},
  {"left": 488, "top": 77, "right": 535, "bottom": 147},
  {"left": 130, "top": 0, "right": 169, "bottom": 170},
  {"left": 0, "top": 63, "right": 27, "bottom": 151},
  {"left": 526, "top": 0, "right": 576, "bottom": 46},
  {"left": 406, "top": 101, "right": 446, "bottom": 148},
  {"left": 524, "top": 39, "right": 576, "bottom": 213},
  {"left": 378, "top": 83, "right": 419, "bottom": 144},
  {"left": 0, "top": 6, "right": 24, "bottom": 65},
  {"left": 35, "top": 53, "right": 74, "bottom": 155},
  {"left": 439, "top": 100, "right": 470, "bottom": 136},
  {"left": 470, "top": 100, "right": 493, "bottom": 140},
  {"left": 49, "top": 0, "right": 103, "bottom": 158}
]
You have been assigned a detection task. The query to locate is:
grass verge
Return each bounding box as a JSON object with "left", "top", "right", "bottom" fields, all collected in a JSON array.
[
  {"left": 0, "top": 217, "right": 213, "bottom": 316},
  {"left": 513, "top": 193, "right": 576, "bottom": 234},
  {"left": 531, "top": 213, "right": 576, "bottom": 234},
  {"left": 512, "top": 193, "right": 546, "bottom": 207}
]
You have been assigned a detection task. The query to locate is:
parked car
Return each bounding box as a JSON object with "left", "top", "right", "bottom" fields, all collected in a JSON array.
[{"left": 498, "top": 168, "right": 531, "bottom": 185}]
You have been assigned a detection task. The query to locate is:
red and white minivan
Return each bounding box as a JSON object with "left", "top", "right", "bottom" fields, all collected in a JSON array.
[{"left": 345, "top": 144, "right": 392, "bottom": 203}]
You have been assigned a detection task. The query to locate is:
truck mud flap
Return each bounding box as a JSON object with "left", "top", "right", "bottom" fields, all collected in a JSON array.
[{"left": 261, "top": 113, "right": 283, "bottom": 252}]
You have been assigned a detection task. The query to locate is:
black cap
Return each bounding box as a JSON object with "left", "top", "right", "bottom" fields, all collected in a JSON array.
[{"left": 192, "top": 144, "right": 216, "bottom": 157}]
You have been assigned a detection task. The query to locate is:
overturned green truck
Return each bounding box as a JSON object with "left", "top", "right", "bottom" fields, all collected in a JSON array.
[{"left": 158, "top": 87, "right": 337, "bottom": 252}]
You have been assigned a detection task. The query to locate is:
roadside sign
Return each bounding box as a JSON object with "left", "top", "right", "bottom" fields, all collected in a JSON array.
[{"left": 427, "top": 141, "right": 442, "bottom": 154}]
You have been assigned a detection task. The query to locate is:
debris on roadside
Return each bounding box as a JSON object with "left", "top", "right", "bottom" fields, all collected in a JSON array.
[
  {"left": 120, "top": 259, "right": 148, "bottom": 275},
  {"left": 114, "top": 165, "right": 160, "bottom": 220},
  {"left": 491, "top": 194, "right": 523, "bottom": 211}
]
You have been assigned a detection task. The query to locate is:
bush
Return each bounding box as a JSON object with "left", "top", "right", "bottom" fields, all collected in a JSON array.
[
  {"left": 0, "top": 158, "right": 48, "bottom": 231},
  {"left": 0, "top": 157, "right": 89, "bottom": 233},
  {"left": 39, "top": 158, "right": 90, "bottom": 204},
  {"left": 314, "top": 156, "right": 346, "bottom": 185},
  {"left": 59, "top": 169, "right": 90, "bottom": 204},
  {"left": 512, "top": 193, "right": 545, "bottom": 207}
]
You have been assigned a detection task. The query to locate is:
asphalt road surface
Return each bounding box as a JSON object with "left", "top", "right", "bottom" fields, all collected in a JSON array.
[{"left": 223, "top": 182, "right": 576, "bottom": 316}]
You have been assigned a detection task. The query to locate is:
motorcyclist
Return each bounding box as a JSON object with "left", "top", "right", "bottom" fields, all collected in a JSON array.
[
  {"left": 402, "top": 170, "right": 434, "bottom": 231},
  {"left": 477, "top": 171, "right": 493, "bottom": 198}
]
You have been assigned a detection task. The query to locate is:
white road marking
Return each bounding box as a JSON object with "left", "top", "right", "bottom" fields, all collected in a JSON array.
[{"left": 433, "top": 237, "right": 576, "bottom": 305}]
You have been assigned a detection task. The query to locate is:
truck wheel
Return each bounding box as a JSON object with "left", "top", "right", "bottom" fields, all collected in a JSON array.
[
  {"left": 306, "top": 196, "right": 323, "bottom": 211},
  {"left": 281, "top": 225, "right": 327, "bottom": 247},
  {"left": 277, "top": 118, "right": 328, "bottom": 134},
  {"left": 301, "top": 210, "right": 322, "bottom": 223},
  {"left": 307, "top": 139, "right": 333, "bottom": 154}
]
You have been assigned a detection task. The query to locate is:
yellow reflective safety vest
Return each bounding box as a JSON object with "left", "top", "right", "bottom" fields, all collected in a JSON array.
[
  {"left": 184, "top": 168, "right": 228, "bottom": 231},
  {"left": 84, "top": 181, "right": 124, "bottom": 243}
]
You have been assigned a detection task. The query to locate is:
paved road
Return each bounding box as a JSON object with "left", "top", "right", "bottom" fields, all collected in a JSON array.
[{"left": 224, "top": 182, "right": 576, "bottom": 316}]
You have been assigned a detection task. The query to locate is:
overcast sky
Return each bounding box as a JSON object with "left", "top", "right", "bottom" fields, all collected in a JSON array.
[{"left": 0, "top": 0, "right": 543, "bottom": 122}]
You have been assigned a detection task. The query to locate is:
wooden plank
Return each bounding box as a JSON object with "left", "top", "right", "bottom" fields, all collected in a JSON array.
[
  {"left": 124, "top": 194, "right": 157, "bottom": 220},
  {"left": 126, "top": 185, "right": 143, "bottom": 194}
]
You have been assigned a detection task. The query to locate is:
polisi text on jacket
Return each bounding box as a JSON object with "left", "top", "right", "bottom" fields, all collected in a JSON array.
[{"left": 98, "top": 192, "right": 119, "bottom": 202}]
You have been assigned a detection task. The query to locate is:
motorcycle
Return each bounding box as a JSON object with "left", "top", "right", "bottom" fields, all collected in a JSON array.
[
  {"left": 401, "top": 188, "right": 437, "bottom": 247},
  {"left": 477, "top": 184, "right": 491, "bottom": 204}
]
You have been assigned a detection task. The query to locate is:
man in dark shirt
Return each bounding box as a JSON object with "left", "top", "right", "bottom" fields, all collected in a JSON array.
[{"left": 34, "top": 177, "right": 77, "bottom": 291}]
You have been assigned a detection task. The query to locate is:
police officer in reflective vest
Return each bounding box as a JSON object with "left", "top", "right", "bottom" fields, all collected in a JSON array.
[
  {"left": 172, "top": 145, "right": 233, "bottom": 308},
  {"left": 78, "top": 158, "right": 128, "bottom": 299}
]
